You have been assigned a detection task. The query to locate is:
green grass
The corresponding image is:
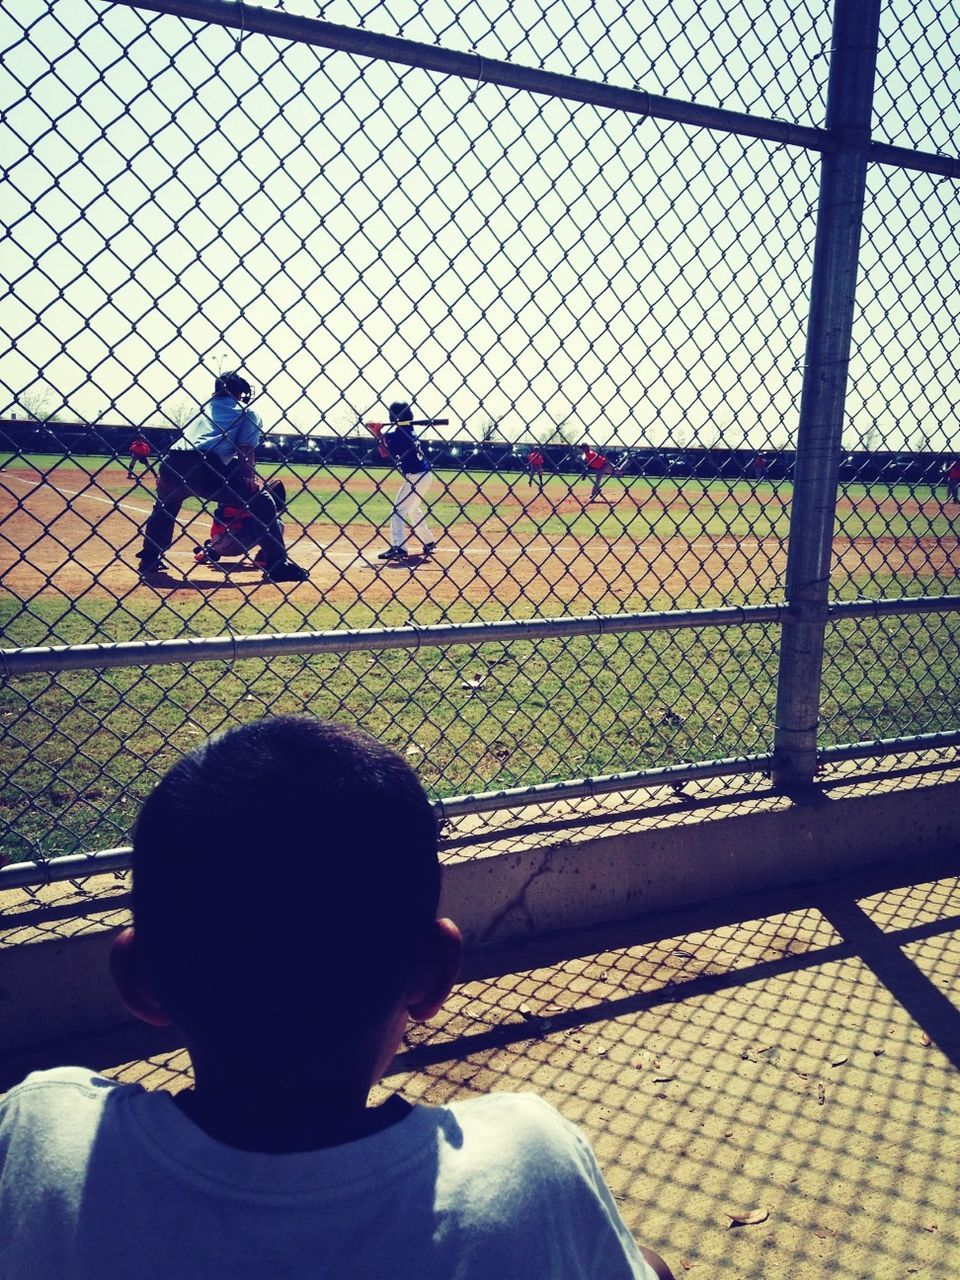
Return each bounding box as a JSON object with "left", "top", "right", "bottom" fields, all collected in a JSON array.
[
  {"left": 4, "top": 452, "right": 957, "bottom": 545},
  {"left": 3, "top": 450, "right": 959, "bottom": 864},
  {"left": 2, "top": 588, "right": 958, "bottom": 864},
  {"left": 0, "top": 606, "right": 781, "bottom": 862}
]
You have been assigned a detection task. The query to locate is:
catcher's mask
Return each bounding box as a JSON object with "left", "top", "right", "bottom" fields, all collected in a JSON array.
[{"left": 215, "top": 372, "right": 254, "bottom": 405}]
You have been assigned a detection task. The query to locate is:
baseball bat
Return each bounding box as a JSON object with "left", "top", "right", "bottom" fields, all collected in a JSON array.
[{"left": 363, "top": 419, "right": 449, "bottom": 430}]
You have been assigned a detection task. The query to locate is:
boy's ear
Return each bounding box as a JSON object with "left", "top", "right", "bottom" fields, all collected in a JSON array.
[
  {"left": 407, "top": 918, "right": 463, "bottom": 1023},
  {"left": 109, "top": 927, "right": 173, "bottom": 1028}
]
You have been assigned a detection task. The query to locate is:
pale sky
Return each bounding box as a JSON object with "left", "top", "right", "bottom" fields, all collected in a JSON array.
[{"left": 2, "top": 0, "right": 959, "bottom": 451}]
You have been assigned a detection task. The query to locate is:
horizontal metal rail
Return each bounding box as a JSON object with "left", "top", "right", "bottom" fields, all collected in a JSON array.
[
  {"left": 0, "top": 751, "right": 775, "bottom": 889},
  {"left": 4, "top": 595, "right": 959, "bottom": 677},
  {"left": 828, "top": 595, "right": 960, "bottom": 620},
  {"left": 108, "top": 0, "right": 960, "bottom": 180},
  {"left": 115, "top": 0, "right": 829, "bottom": 149},
  {"left": 1, "top": 605, "right": 786, "bottom": 675},
  {"left": 0, "top": 846, "right": 134, "bottom": 891},
  {"left": 5, "top": 724, "right": 960, "bottom": 890},
  {"left": 869, "top": 142, "right": 960, "bottom": 180},
  {"left": 436, "top": 752, "right": 773, "bottom": 817},
  {"left": 817, "top": 730, "right": 960, "bottom": 764}
]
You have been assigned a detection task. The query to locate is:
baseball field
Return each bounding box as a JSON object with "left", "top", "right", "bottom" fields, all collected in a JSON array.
[{"left": 2, "top": 451, "right": 959, "bottom": 863}]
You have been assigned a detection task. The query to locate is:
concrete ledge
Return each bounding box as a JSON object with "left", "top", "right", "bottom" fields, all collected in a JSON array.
[
  {"left": 3, "top": 760, "right": 959, "bottom": 1057},
  {"left": 444, "top": 767, "right": 960, "bottom": 946}
]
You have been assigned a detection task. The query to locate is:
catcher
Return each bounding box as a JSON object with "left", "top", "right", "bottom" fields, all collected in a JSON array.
[
  {"left": 193, "top": 479, "right": 287, "bottom": 568},
  {"left": 127, "top": 434, "right": 153, "bottom": 480}
]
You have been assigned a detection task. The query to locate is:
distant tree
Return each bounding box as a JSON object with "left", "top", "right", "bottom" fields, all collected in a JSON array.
[
  {"left": 13, "top": 383, "right": 61, "bottom": 422},
  {"left": 696, "top": 417, "right": 726, "bottom": 450},
  {"left": 551, "top": 416, "right": 579, "bottom": 446},
  {"left": 326, "top": 405, "right": 362, "bottom": 435},
  {"left": 479, "top": 414, "right": 501, "bottom": 443},
  {"left": 672, "top": 423, "right": 693, "bottom": 449},
  {"left": 161, "top": 395, "right": 195, "bottom": 429},
  {"left": 862, "top": 423, "right": 881, "bottom": 452}
]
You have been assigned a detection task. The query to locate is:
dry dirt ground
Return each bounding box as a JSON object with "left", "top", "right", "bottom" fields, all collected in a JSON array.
[
  {"left": 2, "top": 466, "right": 959, "bottom": 613},
  {"left": 2, "top": 852, "right": 957, "bottom": 1280}
]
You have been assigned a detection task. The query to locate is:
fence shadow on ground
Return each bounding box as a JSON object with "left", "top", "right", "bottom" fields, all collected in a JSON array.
[{"left": 2, "top": 849, "right": 958, "bottom": 1278}]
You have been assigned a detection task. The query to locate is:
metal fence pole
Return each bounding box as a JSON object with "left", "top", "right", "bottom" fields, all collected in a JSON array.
[{"left": 772, "top": 0, "right": 882, "bottom": 789}]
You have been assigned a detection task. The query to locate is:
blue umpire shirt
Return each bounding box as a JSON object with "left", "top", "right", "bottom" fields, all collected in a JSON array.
[{"left": 170, "top": 395, "right": 263, "bottom": 464}]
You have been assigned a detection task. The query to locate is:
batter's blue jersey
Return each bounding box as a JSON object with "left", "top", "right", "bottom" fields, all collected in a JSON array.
[{"left": 383, "top": 422, "right": 429, "bottom": 476}]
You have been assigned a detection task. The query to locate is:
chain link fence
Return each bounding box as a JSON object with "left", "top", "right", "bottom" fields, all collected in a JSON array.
[{"left": 2, "top": 0, "right": 959, "bottom": 882}]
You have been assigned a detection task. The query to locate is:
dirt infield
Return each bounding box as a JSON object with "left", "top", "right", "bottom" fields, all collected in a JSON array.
[{"left": 2, "top": 466, "right": 958, "bottom": 615}]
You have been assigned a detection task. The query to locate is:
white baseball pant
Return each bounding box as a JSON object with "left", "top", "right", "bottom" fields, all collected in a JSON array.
[{"left": 391, "top": 471, "right": 435, "bottom": 547}]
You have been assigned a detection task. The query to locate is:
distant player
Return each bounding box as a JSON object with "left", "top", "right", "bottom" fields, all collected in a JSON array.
[
  {"left": 127, "top": 435, "right": 152, "bottom": 480},
  {"left": 750, "top": 453, "right": 767, "bottom": 483},
  {"left": 526, "top": 447, "right": 545, "bottom": 489},
  {"left": 366, "top": 401, "right": 437, "bottom": 561},
  {"left": 581, "top": 444, "right": 624, "bottom": 501},
  {"left": 945, "top": 459, "right": 960, "bottom": 504}
]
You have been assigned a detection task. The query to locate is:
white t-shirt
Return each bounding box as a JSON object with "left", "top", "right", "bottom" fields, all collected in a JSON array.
[{"left": 0, "top": 1068, "right": 656, "bottom": 1280}]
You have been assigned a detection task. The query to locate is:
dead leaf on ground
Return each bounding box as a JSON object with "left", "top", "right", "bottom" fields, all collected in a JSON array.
[
  {"left": 923, "top": 1223, "right": 938, "bottom": 1233},
  {"left": 817, "top": 1083, "right": 826, "bottom": 1105},
  {"left": 831, "top": 1056, "right": 848, "bottom": 1067},
  {"left": 920, "top": 1033, "right": 932, "bottom": 1047},
  {"left": 727, "top": 1208, "right": 769, "bottom": 1228},
  {"left": 654, "top": 1074, "right": 676, "bottom": 1083}
]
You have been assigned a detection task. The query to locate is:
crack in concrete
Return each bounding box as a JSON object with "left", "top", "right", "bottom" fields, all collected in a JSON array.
[{"left": 476, "top": 849, "right": 553, "bottom": 947}]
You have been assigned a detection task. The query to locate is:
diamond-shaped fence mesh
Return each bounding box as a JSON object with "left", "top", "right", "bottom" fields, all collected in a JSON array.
[{"left": 1, "top": 0, "right": 959, "bottom": 880}]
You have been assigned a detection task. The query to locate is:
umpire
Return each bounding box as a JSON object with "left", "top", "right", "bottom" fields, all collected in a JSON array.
[{"left": 137, "top": 372, "right": 307, "bottom": 584}]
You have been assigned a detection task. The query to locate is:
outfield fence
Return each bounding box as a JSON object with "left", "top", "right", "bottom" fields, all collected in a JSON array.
[{"left": 2, "top": 0, "right": 960, "bottom": 882}]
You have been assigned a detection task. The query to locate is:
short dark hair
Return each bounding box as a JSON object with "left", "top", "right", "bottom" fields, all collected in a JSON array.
[
  {"left": 215, "top": 372, "right": 253, "bottom": 404},
  {"left": 132, "top": 717, "right": 440, "bottom": 1044},
  {"left": 388, "top": 401, "right": 413, "bottom": 424}
]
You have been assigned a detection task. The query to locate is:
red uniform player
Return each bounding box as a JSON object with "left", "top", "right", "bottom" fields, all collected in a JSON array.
[
  {"left": 581, "top": 445, "right": 623, "bottom": 500},
  {"left": 945, "top": 460, "right": 960, "bottom": 504},
  {"left": 127, "top": 435, "right": 153, "bottom": 480},
  {"left": 526, "top": 447, "right": 545, "bottom": 489}
]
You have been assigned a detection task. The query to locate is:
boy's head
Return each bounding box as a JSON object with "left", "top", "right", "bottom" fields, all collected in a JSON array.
[{"left": 119, "top": 717, "right": 454, "bottom": 1058}]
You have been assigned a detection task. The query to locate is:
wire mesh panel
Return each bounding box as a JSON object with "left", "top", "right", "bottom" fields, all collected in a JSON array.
[{"left": 1, "top": 0, "right": 959, "bottom": 873}]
